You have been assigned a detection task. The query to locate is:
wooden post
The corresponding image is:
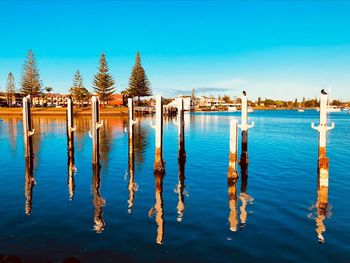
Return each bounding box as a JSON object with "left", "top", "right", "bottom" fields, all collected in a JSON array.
[
  {"left": 66, "top": 97, "right": 76, "bottom": 200},
  {"left": 22, "top": 96, "right": 34, "bottom": 159},
  {"left": 66, "top": 98, "right": 75, "bottom": 154},
  {"left": 228, "top": 119, "right": 238, "bottom": 178},
  {"left": 154, "top": 95, "right": 164, "bottom": 171},
  {"left": 91, "top": 96, "right": 103, "bottom": 165},
  {"left": 177, "top": 98, "right": 186, "bottom": 160},
  {"left": 311, "top": 90, "right": 334, "bottom": 188},
  {"left": 239, "top": 91, "right": 254, "bottom": 164}
]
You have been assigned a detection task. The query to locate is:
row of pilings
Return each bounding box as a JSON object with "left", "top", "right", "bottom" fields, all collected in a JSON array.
[{"left": 21, "top": 90, "right": 333, "bottom": 243}]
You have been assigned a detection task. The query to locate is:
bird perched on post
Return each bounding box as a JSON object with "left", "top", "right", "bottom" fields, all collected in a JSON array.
[
  {"left": 321, "top": 89, "right": 328, "bottom": 95},
  {"left": 243, "top": 91, "right": 246, "bottom": 96}
]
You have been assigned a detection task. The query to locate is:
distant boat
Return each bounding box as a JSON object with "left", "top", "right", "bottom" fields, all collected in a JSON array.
[
  {"left": 228, "top": 106, "right": 237, "bottom": 112},
  {"left": 342, "top": 108, "right": 349, "bottom": 111},
  {"left": 248, "top": 107, "right": 254, "bottom": 113},
  {"left": 327, "top": 106, "right": 341, "bottom": 112},
  {"left": 298, "top": 108, "right": 304, "bottom": 112}
]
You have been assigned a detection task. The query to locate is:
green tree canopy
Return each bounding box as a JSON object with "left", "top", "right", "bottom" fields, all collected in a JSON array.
[
  {"left": 126, "top": 52, "right": 152, "bottom": 101},
  {"left": 70, "top": 70, "right": 90, "bottom": 108},
  {"left": 21, "top": 50, "right": 42, "bottom": 96},
  {"left": 93, "top": 53, "right": 115, "bottom": 104}
]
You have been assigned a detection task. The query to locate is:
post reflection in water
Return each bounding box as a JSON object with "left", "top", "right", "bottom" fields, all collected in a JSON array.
[
  {"left": 148, "top": 169, "right": 165, "bottom": 245},
  {"left": 308, "top": 174, "right": 332, "bottom": 243},
  {"left": 67, "top": 142, "right": 76, "bottom": 201},
  {"left": 92, "top": 164, "right": 105, "bottom": 234},
  {"left": 24, "top": 156, "right": 35, "bottom": 216},
  {"left": 176, "top": 157, "right": 186, "bottom": 222},
  {"left": 239, "top": 161, "right": 254, "bottom": 228},
  {"left": 227, "top": 176, "right": 239, "bottom": 232},
  {"left": 127, "top": 122, "right": 138, "bottom": 214}
]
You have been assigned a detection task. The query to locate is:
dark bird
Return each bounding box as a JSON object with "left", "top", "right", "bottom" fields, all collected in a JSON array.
[
  {"left": 243, "top": 91, "right": 246, "bottom": 96},
  {"left": 321, "top": 89, "right": 328, "bottom": 95}
]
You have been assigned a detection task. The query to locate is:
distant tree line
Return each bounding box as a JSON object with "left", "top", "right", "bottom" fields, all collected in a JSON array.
[{"left": 1, "top": 50, "right": 152, "bottom": 107}]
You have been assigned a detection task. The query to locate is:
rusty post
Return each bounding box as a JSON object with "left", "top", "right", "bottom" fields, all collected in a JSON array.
[
  {"left": 177, "top": 98, "right": 186, "bottom": 160},
  {"left": 67, "top": 97, "right": 76, "bottom": 200},
  {"left": 22, "top": 96, "right": 34, "bottom": 159},
  {"left": 66, "top": 98, "right": 75, "bottom": 155},
  {"left": 238, "top": 91, "right": 254, "bottom": 165},
  {"left": 154, "top": 95, "right": 164, "bottom": 171},
  {"left": 311, "top": 90, "right": 334, "bottom": 188},
  {"left": 228, "top": 119, "right": 238, "bottom": 178},
  {"left": 90, "top": 96, "right": 103, "bottom": 165}
]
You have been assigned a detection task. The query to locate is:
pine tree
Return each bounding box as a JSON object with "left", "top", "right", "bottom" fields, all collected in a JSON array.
[
  {"left": 70, "top": 70, "right": 90, "bottom": 108},
  {"left": 21, "top": 50, "right": 42, "bottom": 97},
  {"left": 6, "top": 72, "right": 16, "bottom": 106},
  {"left": 93, "top": 53, "right": 115, "bottom": 104},
  {"left": 126, "top": 52, "right": 152, "bottom": 102}
]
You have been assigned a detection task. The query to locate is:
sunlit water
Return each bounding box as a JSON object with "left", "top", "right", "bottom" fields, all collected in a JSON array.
[{"left": 0, "top": 110, "right": 349, "bottom": 262}]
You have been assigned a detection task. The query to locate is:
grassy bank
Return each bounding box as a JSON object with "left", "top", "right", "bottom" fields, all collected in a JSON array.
[{"left": 0, "top": 107, "right": 128, "bottom": 116}]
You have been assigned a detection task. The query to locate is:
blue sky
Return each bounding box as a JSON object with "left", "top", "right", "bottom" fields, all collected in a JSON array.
[{"left": 0, "top": 0, "right": 350, "bottom": 100}]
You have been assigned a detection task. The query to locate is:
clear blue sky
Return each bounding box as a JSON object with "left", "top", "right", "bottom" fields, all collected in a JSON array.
[{"left": 0, "top": 0, "right": 350, "bottom": 100}]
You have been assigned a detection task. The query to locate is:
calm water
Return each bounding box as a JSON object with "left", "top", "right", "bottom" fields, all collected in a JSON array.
[{"left": 0, "top": 110, "right": 349, "bottom": 262}]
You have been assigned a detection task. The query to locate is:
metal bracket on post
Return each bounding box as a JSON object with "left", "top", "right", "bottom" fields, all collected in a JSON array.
[
  {"left": 28, "top": 129, "right": 35, "bottom": 136},
  {"left": 96, "top": 121, "right": 104, "bottom": 129}
]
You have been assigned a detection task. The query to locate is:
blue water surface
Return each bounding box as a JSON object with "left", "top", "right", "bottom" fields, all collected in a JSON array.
[{"left": 0, "top": 110, "right": 349, "bottom": 262}]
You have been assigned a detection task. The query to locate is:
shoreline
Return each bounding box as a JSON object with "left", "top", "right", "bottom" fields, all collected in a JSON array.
[
  {"left": 0, "top": 107, "right": 129, "bottom": 116},
  {"left": 0, "top": 107, "right": 321, "bottom": 117}
]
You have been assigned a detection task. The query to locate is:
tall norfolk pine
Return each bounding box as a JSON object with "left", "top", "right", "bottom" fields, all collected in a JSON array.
[
  {"left": 6, "top": 72, "right": 16, "bottom": 105},
  {"left": 70, "top": 70, "right": 90, "bottom": 108},
  {"left": 126, "top": 52, "right": 152, "bottom": 101},
  {"left": 21, "top": 50, "right": 42, "bottom": 96},
  {"left": 93, "top": 53, "right": 115, "bottom": 104}
]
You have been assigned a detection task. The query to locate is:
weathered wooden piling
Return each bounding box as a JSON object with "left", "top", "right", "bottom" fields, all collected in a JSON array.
[
  {"left": 311, "top": 90, "right": 335, "bottom": 188},
  {"left": 92, "top": 163, "right": 105, "bottom": 233},
  {"left": 228, "top": 119, "right": 238, "bottom": 178},
  {"left": 91, "top": 96, "right": 103, "bottom": 165},
  {"left": 239, "top": 91, "right": 254, "bottom": 164},
  {"left": 177, "top": 98, "right": 186, "bottom": 160},
  {"left": 66, "top": 98, "right": 75, "bottom": 155},
  {"left": 154, "top": 95, "right": 165, "bottom": 171},
  {"left": 177, "top": 156, "right": 186, "bottom": 222},
  {"left": 227, "top": 176, "right": 238, "bottom": 232},
  {"left": 22, "top": 96, "right": 34, "bottom": 159},
  {"left": 66, "top": 97, "right": 76, "bottom": 200}
]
